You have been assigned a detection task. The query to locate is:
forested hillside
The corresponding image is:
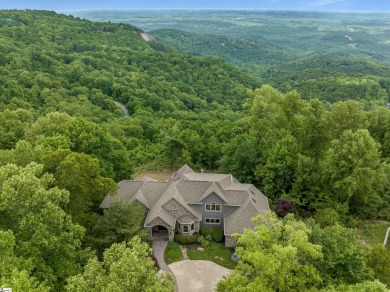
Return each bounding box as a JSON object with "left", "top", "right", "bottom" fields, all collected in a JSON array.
[
  {"left": 0, "top": 10, "right": 260, "bottom": 173},
  {"left": 153, "top": 28, "right": 390, "bottom": 107},
  {"left": 76, "top": 9, "right": 390, "bottom": 108},
  {"left": 0, "top": 10, "right": 389, "bottom": 291},
  {"left": 0, "top": 10, "right": 258, "bottom": 291}
]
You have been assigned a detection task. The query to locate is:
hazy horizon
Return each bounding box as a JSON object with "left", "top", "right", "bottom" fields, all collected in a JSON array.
[{"left": 1, "top": 0, "right": 389, "bottom": 13}]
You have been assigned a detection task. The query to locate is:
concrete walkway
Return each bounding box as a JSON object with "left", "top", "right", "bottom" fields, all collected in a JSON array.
[
  {"left": 153, "top": 241, "right": 179, "bottom": 291},
  {"left": 169, "top": 260, "right": 233, "bottom": 292}
]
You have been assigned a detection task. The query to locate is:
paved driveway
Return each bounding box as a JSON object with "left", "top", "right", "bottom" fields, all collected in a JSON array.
[{"left": 169, "top": 260, "right": 232, "bottom": 292}]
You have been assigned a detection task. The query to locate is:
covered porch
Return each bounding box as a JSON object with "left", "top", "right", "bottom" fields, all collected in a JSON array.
[{"left": 150, "top": 224, "right": 175, "bottom": 241}]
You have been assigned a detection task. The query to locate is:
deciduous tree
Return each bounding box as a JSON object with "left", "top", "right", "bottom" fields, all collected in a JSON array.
[
  {"left": 217, "top": 212, "right": 323, "bottom": 292},
  {"left": 310, "top": 224, "right": 371, "bottom": 286},
  {"left": 91, "top": 200, "right": 148, "bottom": 257},
  {"left": 66, "top": 237, "right": 174, "bottom": 292},
  {"left": 0, "top": 163, "right": 88, "bottom": 289}
]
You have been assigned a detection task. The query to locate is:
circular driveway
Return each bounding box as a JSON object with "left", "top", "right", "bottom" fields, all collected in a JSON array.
[{"left": 169, "top": 260, "right": 233, "bottom": 292}]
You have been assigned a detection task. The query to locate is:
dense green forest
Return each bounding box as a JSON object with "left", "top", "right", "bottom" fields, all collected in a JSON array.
[
  {"left": 73, "top": 10, "right": 390, "bottom": 108},
  {"left": 0, "top": 10, "right": 389, "bottom": 291},
  {"left": 151, "top": 29, "right": 390, "bottom": 107}
]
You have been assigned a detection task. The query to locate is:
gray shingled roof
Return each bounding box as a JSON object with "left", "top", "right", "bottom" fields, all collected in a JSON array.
[
  {"left": 177, "top": 215, "right": 196, "bottom": 224},
  {"left": 226, "top": 183, "right": 252, "bottom": 191},
  {"left": 224, "top": 198, "right": 261, "bottom": 235},
  {"left": 100, "top": 180, "right": 143, "bottom": 209},
  {"left": 140, "top": 182, "right": 170, "bottom": 207},
  {"left": 171, "top": 164, "right": 194, "bottom": 181},
  {"left": 100, "top": 165, "right": 270, "bottom": 235},
  {"left": 197, "top": 182, "right": 229, "bottom": 204},
  {"left": 223, "top": 189, "right": 249, "bottom": 206},
  {"left": 145, "top": 206, "right": 175, "bottom": 227},
  {"left": 176, "top": 180, "right": 211, "bottom": 203}
]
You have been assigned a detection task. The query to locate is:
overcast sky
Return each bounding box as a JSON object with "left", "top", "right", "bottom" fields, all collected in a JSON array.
[{"left": 0, "top": 0, "right": 389, "bottom": 12}]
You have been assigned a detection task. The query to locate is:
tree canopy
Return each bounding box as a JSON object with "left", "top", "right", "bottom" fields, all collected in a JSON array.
[
  {"left": 66, "top": 237, "right": 174, "bottom": 292},
  {"left": 217, "top": 212, "right": 323, "bottom": 292}
]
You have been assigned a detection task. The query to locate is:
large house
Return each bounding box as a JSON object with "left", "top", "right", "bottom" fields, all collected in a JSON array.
[{"left": 100, "top": 165, "right": 270, "bottom": 247}]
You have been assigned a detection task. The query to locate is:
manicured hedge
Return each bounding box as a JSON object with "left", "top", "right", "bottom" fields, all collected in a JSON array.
[
  {"left": 174, "top": 234, "right": 199, "bottom": 245},
  {"left": 201, "top": 228, "right": 224, "bottom": 242}
]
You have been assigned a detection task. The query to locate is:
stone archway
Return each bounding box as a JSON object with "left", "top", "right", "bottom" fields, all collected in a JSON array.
[{"left": 152, "top": 225, "right": 169, "bottom": 241}]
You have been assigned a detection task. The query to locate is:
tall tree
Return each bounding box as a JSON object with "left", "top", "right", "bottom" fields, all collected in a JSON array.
[
  {"left": 368, "top": 107, "right": 390, "bottom": 158},
  {"left": 366, "top": 244, "right": 390, "bottom": 287},
  {"left": 328, "top": 100, "right": 368, "bottom": 139},
  {"left": 91, "top": 200, "right": 148, "bottom": 257},
  {"left": 66, "top": 237, "right": 174, "bottom": 292},
  {"left": 56, "top": 152, "right": 117, "bottom": 229},
  {"left": 0, "top": 230, "right": 49, "bottom": 292},
  {"left": 257, "top": 134, "right": 300, "bottom": 201},
  {"left": 0, "top": 163, "right": 88, "bottom": 289},
  {"left": 217, "top": 212, "right": 323, "bottom": 292},
  {"left": 310, "top": 224, "right": 371, "bottom": 287},
  {"left": 219, "top": 133, "right": 258, "bottom": 183},
  {"left": 320, "top": 129, "right": 386, "bottom": 218}
]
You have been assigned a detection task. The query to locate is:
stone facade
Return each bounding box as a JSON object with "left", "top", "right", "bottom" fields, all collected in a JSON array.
[
  {"left": 225, "top": 235, "right": 236, "bottom": 248},
  {"left": 163, "top": 199, "right": 192, "bottom": 218}
]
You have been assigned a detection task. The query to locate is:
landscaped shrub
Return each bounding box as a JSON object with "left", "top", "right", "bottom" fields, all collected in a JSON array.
[
  {"left": 197, "top": 235, "right": 210, "bottom": 248},
  {"left": 275, "top": 198, "right": 293, "bottom": 217},
  {"left": 201, "top": 228, "right": 224, "bottom": 242},
  {"left": 174, "top": 234, "right": 198, "bottom": 245}
]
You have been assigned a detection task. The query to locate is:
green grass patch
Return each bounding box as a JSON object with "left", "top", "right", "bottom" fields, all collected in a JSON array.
[
  {"left": 187, "top": 241, "right": 236, "bottom": 269},
  {"left": 164, "top": 241, "right": 182, "bottom": 264},
  {"left": 357, "top": 220, "right": 390, "bottom": 248}
]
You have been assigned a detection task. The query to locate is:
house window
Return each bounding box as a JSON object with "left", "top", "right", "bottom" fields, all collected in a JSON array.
[
  {"left": 205, "top": 202, "right": 221, "bottom": 212},
  {"left": 191, "top": 223, "right": 194, "bottom": 231},
  {"left": 205, "top": 218, "right": 221, "bottom": 224},
  {"left": 182, "top": 225, "right": 189, "bottom": 232}
]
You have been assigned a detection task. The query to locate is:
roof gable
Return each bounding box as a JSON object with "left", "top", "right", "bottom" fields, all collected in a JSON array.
[
  {"left": 171, "top": 164, "right": 194, "bottom": 181},
  {"left": 145, "top": 207, "right": 175, "bottom": 227},
  {"left": 197, "top": 182, "right": 229, "bottom": 204},
  {"left": 163, "top": 191, "right": 201, "bottom": 219},
  {"left": 133, "top": 189, "right": 150, "bottom": 209}
]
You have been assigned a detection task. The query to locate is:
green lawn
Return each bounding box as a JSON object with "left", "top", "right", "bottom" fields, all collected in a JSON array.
[
  {"left": 186, "top": 242, "right": 236, "bottom": 269},
  {"left": 164, "top": 241, "right": 182, "bottom": 264},
  {"left": 357, "top": 220, "right": 390, "bottom": 249}
]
